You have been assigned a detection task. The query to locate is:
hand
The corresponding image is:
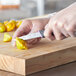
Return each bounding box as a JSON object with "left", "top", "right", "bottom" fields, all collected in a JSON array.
[
  {"left": 12, "top": 18, "right": 49, "bottom": 46},
  {"left": 44, "top": 2, "right": 76, "bottom": 41}
]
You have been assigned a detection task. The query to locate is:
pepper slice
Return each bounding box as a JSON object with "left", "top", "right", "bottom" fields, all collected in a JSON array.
[
  {"left": 16, "top": 37, "right": 28, "bottom": 50},
  {"left": 0, "top": 23, "right": 6, "bottom": 33},
  {"left": 16, "top": 20, "right": 22, "bottom": 28},
  {"left": 5, "top": 20, "right": 16, "bottom": 32},
  {"left": 4, "top": 21, "right": 9, "bottom": 25},
  {"left": 3, "top": 33, "right": 12, "bottom": 42}
]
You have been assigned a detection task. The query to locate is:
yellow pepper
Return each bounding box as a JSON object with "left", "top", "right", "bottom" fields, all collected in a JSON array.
[
  {"left": 3, "top": 33, "right": 12, "bottom": 42},
  {"left": 5, "top": 20, "right": 16, "bottom": 32},
  {"left": 0, "top": 23, "right": 6, "bottom": 33},
  {"left": 16, "top": 37, "right": 28, "bottom": 50},
  {"left": 4, "top": 21, "right": 9, "bottom": 25},
  {"left": 16, "top": 20, "right": 22, "bottom": 28}
]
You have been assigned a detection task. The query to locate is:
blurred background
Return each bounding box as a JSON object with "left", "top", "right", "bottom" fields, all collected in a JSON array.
[{"left": 0, "top": 0, "right": 75, "bottom": 22}]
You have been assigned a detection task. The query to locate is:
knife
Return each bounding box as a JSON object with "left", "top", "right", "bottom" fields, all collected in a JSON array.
[
  {"left": 19, "top": 30, "right": 45, "bottom": 40},
  {"left": 18, "top": 12, "right": 56, "bottom": 40}
]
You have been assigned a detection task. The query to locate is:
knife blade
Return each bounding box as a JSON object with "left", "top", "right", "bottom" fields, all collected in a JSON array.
[{"left": 19, "top": 30, "right": 44, "bottom": 40}]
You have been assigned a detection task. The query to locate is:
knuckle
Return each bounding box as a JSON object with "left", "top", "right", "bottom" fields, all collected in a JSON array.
[
  {"left": 57, "top": 19, "right": 66, "bottom": 28},
  {"left": 57, "top": 20, "right": 64, "bottom": 28},
  {"left": 58, "top": 22, "right": 64, "bottom": 28},
  {"left": 52, "top": 20, "right": 64, "bottom": 29},
  {"left": 66, "top": 27, "right": 72, "bottom": 32},
  {"left": 53, "top": 20, "right": 57, "bottom": 26},
  {"left": 50, "top": 19, "right": 57, "bottom": 27}
]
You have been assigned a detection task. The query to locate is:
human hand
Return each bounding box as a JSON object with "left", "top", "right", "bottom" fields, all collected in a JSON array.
[
  {"left": 12, "top": 18, "right": 49, "bottom": 46},
  {"left": 44, "top": 2, "right": 76, "bottom": 40}
]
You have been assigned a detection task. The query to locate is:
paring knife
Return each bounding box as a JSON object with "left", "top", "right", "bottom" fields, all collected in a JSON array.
[
  {"left": 19, "top": 30, "right": 45, "bottom": 40},
  {"left": 19, "top": 12, "right": 56, "bottom": 40}
]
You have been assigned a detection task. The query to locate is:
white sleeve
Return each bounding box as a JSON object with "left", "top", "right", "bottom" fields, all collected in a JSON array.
[
  {"left": 47, "top": 12, "right": 56, "bottom": 18},
  {"left": 38, "top": 12, "right": 56, "bottom": 19}
]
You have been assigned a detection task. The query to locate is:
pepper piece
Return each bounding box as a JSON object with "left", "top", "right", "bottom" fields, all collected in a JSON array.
[
  {"left": 16, "top": 20, "right": 22, "bottom": 28},
  {"left": 16, "top": 37, "right": 28, "bottom": 50},
  {"left": 0, "top": 23, "right": 6, "bottom": 33},
  {"left": 4, "top": 21, "right": 9, "bottom": 25},
  {"left": 5, "top": 20, "right": 16, "bottom": 32},
  {"left": 3, "top": 33, "right": 12, "bottom": 42}
]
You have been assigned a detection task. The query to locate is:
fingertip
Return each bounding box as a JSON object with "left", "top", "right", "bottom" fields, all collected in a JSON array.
[
  {"left": 44, "top": 32, "right": 54, "bottom": 41},
  {"left": 56, "top": 34, "right": 65, "bottom": 40}
]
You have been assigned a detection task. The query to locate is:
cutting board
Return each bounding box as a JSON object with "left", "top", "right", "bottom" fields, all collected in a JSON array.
[{"left": 1, "top": 32, "right": 76, "bottom": 75}]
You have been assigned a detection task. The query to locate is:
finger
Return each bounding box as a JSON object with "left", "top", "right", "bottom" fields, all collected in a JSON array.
[
  {"left": 65, "top": 20, "right": 76, "bottom": 37},
  {"left": 57, "top": 21, "right": 69, "bottom": 37},
  {"left": 53, "top": 23, "right": 64, "bottom": 40},
  {"left": 60, "top": 28, "right": 69, "bottom": 37},
  {"left": 13, "top": 20, "right": 32, "bottom": 38},
  {"left": 12, "top": 20, "right": 32, "bottom": 46},
  {"left": 44, "top": 24, "right": 55, "bottom": 41}
]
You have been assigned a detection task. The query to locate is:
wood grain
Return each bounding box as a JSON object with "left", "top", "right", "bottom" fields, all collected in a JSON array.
[
  {"left": 1, "top": 62, "right": 76, "bottom": 76},
  {"left": 0, "top": 32, "right": 76, "bottom": 75}
]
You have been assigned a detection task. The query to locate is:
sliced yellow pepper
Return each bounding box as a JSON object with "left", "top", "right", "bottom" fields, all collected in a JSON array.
[
  {"left": 0, "top": 23, "right": 6, "bottom": 33},
  {"left": 5, "top": 20, "right": 16, "bottom": 32},
  {"left": 16, "top": 37, "right": 28, "bottom": 50},
  {"left": 3, "top": 33, "right": 12, "bottom": 42},
  {"left": 16, "top": 20, "right": 22, "bottom": 28},
  {"left": 4, "top": 21, "right": 9, "bottom": 25}
]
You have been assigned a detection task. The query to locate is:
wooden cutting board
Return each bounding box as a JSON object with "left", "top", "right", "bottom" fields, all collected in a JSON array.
[{"left": 0, "top": 32, "right": 76, "bottom": 75}]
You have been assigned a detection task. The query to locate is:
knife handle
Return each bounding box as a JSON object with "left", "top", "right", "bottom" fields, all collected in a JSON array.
[
  {"left": 39, "top": 30, "right": 45, "bottom": 38},
  {"left": 39, "top": 30, "right": 54, "bottom": 38}
]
